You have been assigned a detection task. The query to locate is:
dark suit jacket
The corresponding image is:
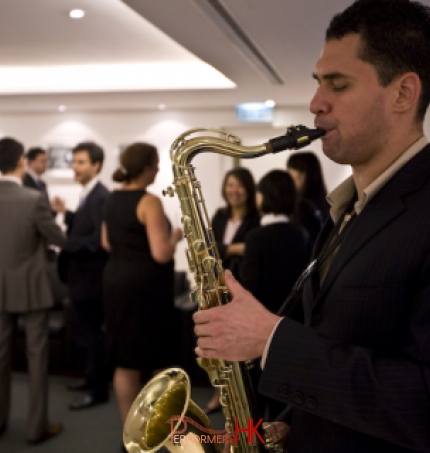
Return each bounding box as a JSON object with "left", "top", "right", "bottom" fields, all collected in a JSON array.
[
  {"left": 23, "top": 172, "right": 50, "bottom": 201},
  {"left": 211, "top": 207, "right": 260, "bottom": 277},
  {"left": 239, "top": 222, "right": 310, "bottom": 314},
  {"left": 0, "top": 181, "right": 65, "bottom": 312},
  {"left": 23, "top": 173, "right": 57, "bottom": 247},
  {"left": 259, "top": 145, "right": 430, "bottom": 452},
  {"left": 61, "top": 181, "right": 109, "bottom": 301},
  {"left": 23, "top": 172, "right": 39, "bottom": 190}
]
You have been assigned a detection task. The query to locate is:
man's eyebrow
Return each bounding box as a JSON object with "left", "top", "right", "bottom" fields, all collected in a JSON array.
[{"left": 312, "top": 72, "right": 349, "bottom": 82}]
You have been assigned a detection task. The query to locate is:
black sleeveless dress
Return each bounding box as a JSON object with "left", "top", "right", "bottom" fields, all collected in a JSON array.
[{"left": 103, "top": 190, "right": 180, "bottom": 372}]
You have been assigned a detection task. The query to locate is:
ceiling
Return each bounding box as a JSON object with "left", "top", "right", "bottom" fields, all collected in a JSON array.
[{"left": 1, "top": 0, "right": 429, "bottom": 114}]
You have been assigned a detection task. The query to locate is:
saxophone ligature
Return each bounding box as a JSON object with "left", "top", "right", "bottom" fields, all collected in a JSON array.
[{"left": 123, "top": 125, "right": 325, "bottom": 453}]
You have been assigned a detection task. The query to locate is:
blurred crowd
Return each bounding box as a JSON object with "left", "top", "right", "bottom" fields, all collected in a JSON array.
[{"left": 0, "top": 136, "right": 327, "bottom": 448}]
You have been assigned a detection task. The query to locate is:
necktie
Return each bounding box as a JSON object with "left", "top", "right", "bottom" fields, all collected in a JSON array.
[
  {"left": 277, "top": 203, "right": 357, "bottom": 317},
  {"left": 36, "top": 179, "right": 46, "bottom": 191}
]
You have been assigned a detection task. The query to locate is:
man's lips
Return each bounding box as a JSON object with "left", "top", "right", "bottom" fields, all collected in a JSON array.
[
  {"left": 317, "top": 127, "right": 334, "bottom": 138},
  {"left": 315, "top": 122, "right": 330, "bottom": 131}
]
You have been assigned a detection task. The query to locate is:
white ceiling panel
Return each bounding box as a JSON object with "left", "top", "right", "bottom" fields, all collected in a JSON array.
[{"left": 0, "top": 0, "right": 429, "bottom": 112}]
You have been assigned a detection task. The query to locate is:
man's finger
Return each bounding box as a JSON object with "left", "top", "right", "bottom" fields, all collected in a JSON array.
[
  {"left": 193, "top": 304, "right": 222, "bottom": 324},
  {"left": 196, "top": 336, "right": 217, "bottom": 350},
  {"left": 224, "top": 269, "right": 244, "bottom": 297},
  {"left": 195, "top": 346, "right": 218, "bottom": 358},
  {"left": 194, "top": 323, "right": 212, "bottom": 338}
]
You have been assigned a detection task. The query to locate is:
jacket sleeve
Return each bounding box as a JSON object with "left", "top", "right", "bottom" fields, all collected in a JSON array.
[
  {"left": 64, "top": 209, "right": 75, "bottom": 228},
  {"left": 65, "top": 192, "right": 108, "bottom": 254},
  {"left": 33, "top": 194, "right": 66, "bottom": 248},
  {"left": 259, "top": 309, "right": 430, "bottom": 451}
]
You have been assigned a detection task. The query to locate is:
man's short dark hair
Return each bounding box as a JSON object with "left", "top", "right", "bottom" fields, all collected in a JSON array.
[
  {"left": 326, "top": 0, "right": 430, "bottom": 121},
  {"left": 0, "top": 137, "right": 25, "bottom": 174},
  {"left": 72, "top": 141, "right": 104, "bottom": 173},
  {"left": 26, "top": 147, "right": 46, "bottom": 162}
]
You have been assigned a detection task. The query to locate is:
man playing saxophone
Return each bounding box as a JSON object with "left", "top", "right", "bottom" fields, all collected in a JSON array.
[{"left": 194, "top": 1, "right": 430, "bottom": 452}]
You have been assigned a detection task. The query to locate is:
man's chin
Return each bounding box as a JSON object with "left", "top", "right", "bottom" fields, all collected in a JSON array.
[{"left": 321, "top": 146, "right": 349, "bottom": 165}]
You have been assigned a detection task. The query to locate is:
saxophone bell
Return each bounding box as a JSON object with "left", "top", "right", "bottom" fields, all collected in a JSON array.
[{"left": 123, "top": 368, "right": 221, "bottom": 453}]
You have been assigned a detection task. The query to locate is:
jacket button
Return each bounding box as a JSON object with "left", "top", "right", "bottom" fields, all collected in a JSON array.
[
  {"left": 292, "top": 391, "right": 304, "bottom": 405},
  {"left": 279, "top": 385, "right": 291, "bottom": 398},
  {"left": 305, "top": 397, "right": 317, "bottom": 410}
]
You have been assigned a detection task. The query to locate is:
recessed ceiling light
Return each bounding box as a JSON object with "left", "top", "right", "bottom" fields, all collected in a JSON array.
[
  {"left": 158, "top": 104, "right": 166, "bottom": 110},
  {"left": 265, "top": 99, "right": 276, "bottom": 108},
  {"left": 69, "top": 9, "right": 85, "bottom": 19},
  {"left": 58, "top": 105, "right": 66, "bottom": 112}
]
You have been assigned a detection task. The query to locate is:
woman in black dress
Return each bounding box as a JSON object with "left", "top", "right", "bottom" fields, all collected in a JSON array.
[{"left": 101, "top": 143, "right": 182, "bottom": 426}]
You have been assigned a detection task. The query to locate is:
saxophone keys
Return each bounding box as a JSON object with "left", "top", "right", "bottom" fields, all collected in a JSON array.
[
  {"left": 202, "top": 256, "right": 215, "bottom": 271},
  {"left": 192, "top": 239, "right": 206, "bottom": 254},
  {"left": 162, "top": 186, "right": 175, "bottom": 197}
]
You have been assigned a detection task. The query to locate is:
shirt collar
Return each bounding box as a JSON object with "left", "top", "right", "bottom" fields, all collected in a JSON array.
[
  {"left": 327, "top": 136, "right": 428, "bottom": 223},
  {"left": 260, "top": 213, "right": 290, "bottom": 226},
  {"left": 0, "top": 175, "right": 22, "bottom": 186},
  {"left": 26, "top": 168, "right": 41, "bottom": 182},
  {"left": 80, "top": 176, "right": 99, "bottom": 200}
]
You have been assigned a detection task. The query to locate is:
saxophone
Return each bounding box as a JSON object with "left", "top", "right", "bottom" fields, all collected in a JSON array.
[{"left": 123, "top": 125, "right": 325, "bottom": 453}]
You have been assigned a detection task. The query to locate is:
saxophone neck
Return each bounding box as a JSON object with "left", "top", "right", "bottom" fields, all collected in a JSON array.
[
  {"left": 170, "top": 129, "right": 269, "bottom": 169},
  {"left": 169, "top": 125, "right": 326, "bottom": 169}
]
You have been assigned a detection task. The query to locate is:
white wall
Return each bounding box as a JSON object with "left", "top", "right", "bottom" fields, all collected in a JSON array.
[{"left": 1, "top": 107, "right": 429, "bottom": 274}]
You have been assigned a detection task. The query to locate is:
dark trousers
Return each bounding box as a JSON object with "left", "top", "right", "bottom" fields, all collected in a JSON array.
[
  {"left": 70, "top": 297, "right": 108, "bottom": 397},
  {"left": 0, "top": 311, "right": 49, "bottom": 439}
]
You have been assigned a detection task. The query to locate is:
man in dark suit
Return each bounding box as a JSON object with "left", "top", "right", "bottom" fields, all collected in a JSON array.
[
  {"left": 23, "top": 147, "right": 49, "bottom": 193},
  {"left": 24, "top": 147, "right": 57, "bottom": 262},
  {"left": 0, "top": 137, "right": 65, "bottom": 444},
  {"left": 52, "top": 142, "right": 110, "bottom": 410},
  {"left": 193, "top": 0, "right": 430, "bottom": 451}
]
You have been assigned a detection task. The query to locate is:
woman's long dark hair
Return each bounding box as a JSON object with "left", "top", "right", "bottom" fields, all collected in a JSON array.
[{"left": 287, "top": 152, "right": 328, "bottom": 218}]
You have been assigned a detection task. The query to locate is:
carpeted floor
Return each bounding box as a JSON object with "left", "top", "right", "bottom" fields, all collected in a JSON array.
[{"left": 0, "top": 372, "right": 225, "bottom": 453}]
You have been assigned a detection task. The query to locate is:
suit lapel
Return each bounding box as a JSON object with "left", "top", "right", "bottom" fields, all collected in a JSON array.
[
  {"left": 304, "top": 218, "right": 334, "bottom": 305},
  {"left": 309, "top": 145, "right": 430, "bottom": 313},
  {"left": 76, "top": 182, "right": 99, "bottom": 214},
  {"left": 312, "top": 196, "right": 405, "bottom": 311},
  {"left": 232, "top": 212, "right": 251, "bottom": 242},
  {"left": 231, "top": 216, "right": 249, "bottom": 243}
]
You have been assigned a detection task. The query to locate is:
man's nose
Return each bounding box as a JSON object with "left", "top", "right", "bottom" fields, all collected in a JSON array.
[{"left": 309, "top": 86, "right": 329, "bottom": 115}]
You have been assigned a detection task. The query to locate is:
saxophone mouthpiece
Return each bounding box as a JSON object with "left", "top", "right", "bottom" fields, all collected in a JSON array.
[{"left": 267, "top": 125, "right": 326, "bottom": 153}]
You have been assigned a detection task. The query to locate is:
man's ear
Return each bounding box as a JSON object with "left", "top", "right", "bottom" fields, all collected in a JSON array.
[
  {"left": 392, "top": 72, "right": 421, "bottom": 114},
  {"left": 18, "top": 155, "right": 26, "bottom": 169},
  {"left": 16, "top": 155, "right": 26, "bottom": 177},
  {"left": 93, "top": 161, "right": 101, "bottom": 175}
]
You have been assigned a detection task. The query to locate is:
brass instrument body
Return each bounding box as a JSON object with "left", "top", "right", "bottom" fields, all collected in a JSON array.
[
  {"left": 123, "top": 125, "right": 325, "bottom": 453},
  {"left": 168, "top": 129, "right": 267, "bottom": 453}
]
